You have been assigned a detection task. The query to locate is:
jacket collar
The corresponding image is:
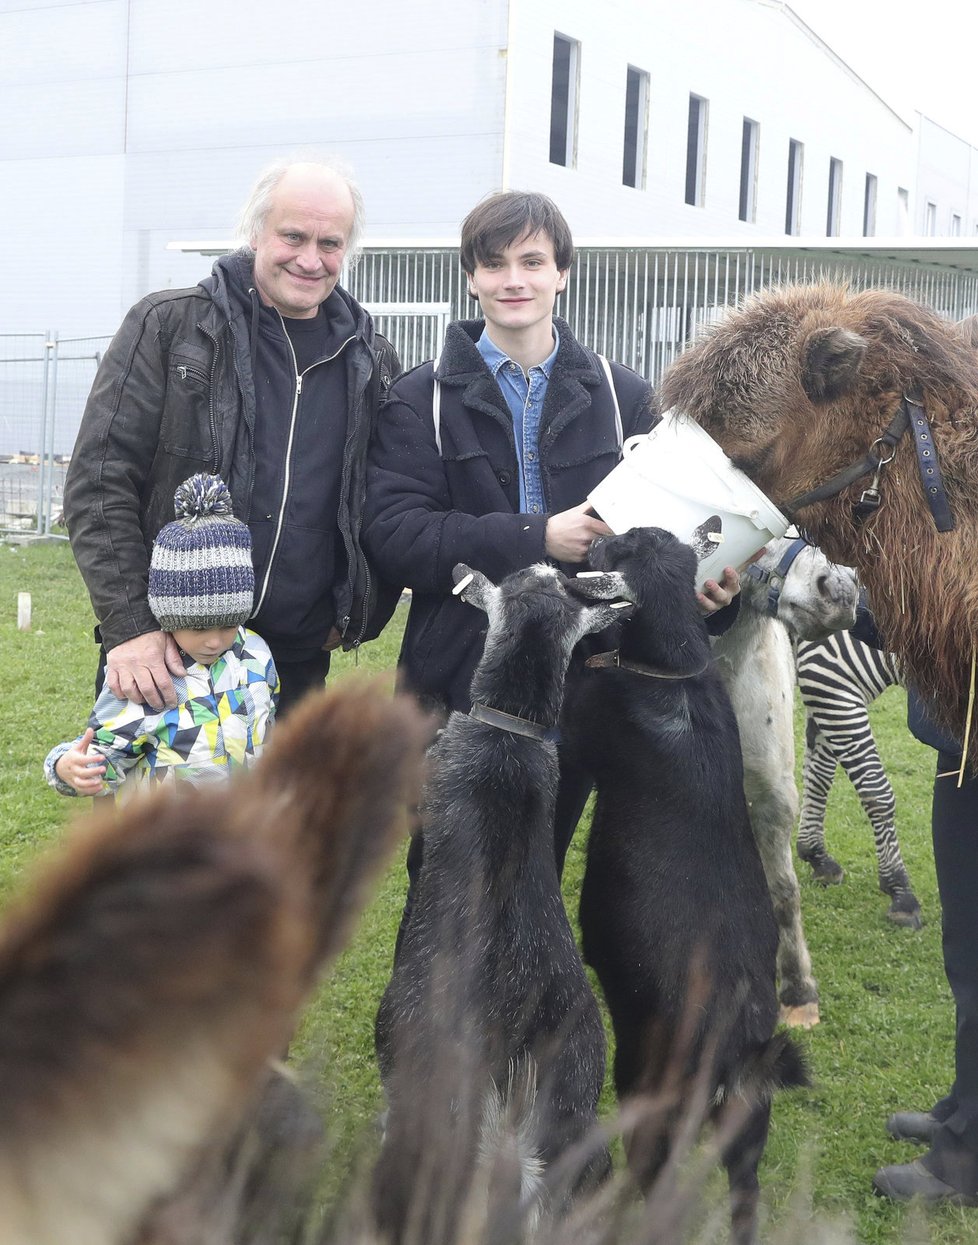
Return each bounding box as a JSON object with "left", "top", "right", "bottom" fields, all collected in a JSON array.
[
  {"left": 436, "top": 316, "right": 601, "bottom": 385},
  {"left": 436, "top": 317, "right": 606, "bottom": 445}
]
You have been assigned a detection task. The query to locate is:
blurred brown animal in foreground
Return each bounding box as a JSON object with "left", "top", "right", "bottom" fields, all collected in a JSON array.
[{"left": 0, "top": 681, "right": 428, "bottom": 1245}]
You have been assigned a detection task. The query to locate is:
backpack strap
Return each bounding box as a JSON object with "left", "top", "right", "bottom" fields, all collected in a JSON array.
[
  {"left": 596, "top": 354, "right": 623, "bottom": 452},
  {"left": 432, "top": 352, "right": 621, "bottom": 458},
  {"left": 431, "top": 355, "right": 442, "bottom": 455}
]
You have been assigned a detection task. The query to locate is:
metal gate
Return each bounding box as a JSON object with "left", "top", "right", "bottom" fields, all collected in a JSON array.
[{"left": 363, "top": 302, "right": 452, "bottom": 371}]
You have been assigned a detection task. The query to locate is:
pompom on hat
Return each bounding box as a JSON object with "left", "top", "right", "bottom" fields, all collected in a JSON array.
[{"left": 147, "top": 474, "right": 255, "bottom": 631}]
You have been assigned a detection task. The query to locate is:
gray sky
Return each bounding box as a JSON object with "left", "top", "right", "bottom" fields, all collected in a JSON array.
[{"left": 786, "top": 0, "right": 978, "bottom": 145}]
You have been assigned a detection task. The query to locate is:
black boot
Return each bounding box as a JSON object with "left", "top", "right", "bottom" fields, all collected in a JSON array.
[
  {"left": 885, "top": 1111, "right": 939, "bottom": 1144},
  {"left": 873, "top": 1157, "right": 978, "bottom": 1206}
]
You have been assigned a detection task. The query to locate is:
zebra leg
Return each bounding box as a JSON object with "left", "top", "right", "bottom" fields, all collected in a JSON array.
[
  {"left": 832, "top": 740, "right": 923, "bottom": 929},
  {"left": 796, "top": 717, "right": 846, "bottom": 885}
]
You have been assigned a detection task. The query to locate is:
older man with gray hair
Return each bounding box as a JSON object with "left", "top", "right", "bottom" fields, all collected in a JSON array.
[{"left": 64, "top": 157, "right": 399, "bottom": 717}]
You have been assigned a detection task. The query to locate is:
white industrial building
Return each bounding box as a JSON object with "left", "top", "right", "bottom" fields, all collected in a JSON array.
[{"left": 2, "top": 0, "right": 978, "bottom": 338}]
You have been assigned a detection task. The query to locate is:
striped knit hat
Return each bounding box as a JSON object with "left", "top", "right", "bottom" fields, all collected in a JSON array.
[{"left": 147, "top": 474, "right": 255, "bottom": 631}]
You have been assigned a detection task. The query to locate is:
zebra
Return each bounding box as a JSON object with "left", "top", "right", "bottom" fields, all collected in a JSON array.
[{"left": 794, "top": 630, "right": 922, "bottom": 929}]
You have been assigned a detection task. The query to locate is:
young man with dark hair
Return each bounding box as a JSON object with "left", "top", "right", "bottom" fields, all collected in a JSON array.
[{"left": 364, "top": 189, "right": 740, "bottom": 867}]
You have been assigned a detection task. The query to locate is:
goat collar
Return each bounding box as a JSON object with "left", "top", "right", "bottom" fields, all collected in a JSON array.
[
  {"left": 585, "top": 650, "right": 710, "bottom": 679},
  {"left": 467, "top": 701, "right": 561, "bottom": 744},
  {"left": 783, "top": 394, "right": 954, "bottom": 532}
]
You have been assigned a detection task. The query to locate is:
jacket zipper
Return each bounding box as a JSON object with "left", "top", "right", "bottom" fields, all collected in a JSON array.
[
  {"left": 252, "top": 320, "right": 355, "bottom": 618},
  {"left": 175, "top": 360, "right": 219, "bottom": 468},
  {"left": 337, "top": 346, "right": 376, "bottom": 647},
  {"left": 195, "top": 322, "right": 223, "bottom": 470}
]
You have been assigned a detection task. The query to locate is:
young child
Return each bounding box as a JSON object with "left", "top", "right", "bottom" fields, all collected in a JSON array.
[{"left": 45, "top": 474, "right": 279, "bottom": 797}]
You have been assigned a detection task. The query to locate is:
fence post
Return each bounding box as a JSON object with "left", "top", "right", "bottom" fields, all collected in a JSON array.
[
  {"left": 42, "top": 332, "right": 59, "bottom": 536},
  {"left": 34, "top": 330, "right": 53, "bottom": 539}
]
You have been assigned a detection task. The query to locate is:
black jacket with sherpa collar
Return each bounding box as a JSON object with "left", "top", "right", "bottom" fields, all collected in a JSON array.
[
  {"left": 64, "top": 250, "right": 399, "bottom": 659},
  {"left": 363, "top": 316, "right": 657, "bottom": 713}
]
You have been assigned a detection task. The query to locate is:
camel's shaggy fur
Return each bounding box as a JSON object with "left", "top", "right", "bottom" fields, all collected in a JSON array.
[{"left": 660, "top": 283, "right": 978, "bottom": 759}]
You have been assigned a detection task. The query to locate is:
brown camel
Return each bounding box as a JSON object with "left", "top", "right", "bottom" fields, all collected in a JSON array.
[{"left": 660, "top": 283, "right": 978, "bottom": 765}]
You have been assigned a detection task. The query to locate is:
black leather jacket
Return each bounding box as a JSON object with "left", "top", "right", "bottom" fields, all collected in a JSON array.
[{"left": 64, "top": 251, "right": 399, "bottom": 654}]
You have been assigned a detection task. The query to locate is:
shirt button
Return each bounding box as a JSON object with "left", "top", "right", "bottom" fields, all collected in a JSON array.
[
  {"left": 531, "top": 505, "right": 540, "bottom": 513},
  {"left": 527, "top": 452, "right": 535, "bottom": 461}
]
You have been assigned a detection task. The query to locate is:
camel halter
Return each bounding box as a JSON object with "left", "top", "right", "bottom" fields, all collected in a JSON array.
[{"left": 783, "top": 394, "right": 954, "bottom": 532}]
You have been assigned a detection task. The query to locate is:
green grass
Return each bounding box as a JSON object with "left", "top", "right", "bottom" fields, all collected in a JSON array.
[{"left": 0, "top": 538, "right": 969, "bottom": 1242}]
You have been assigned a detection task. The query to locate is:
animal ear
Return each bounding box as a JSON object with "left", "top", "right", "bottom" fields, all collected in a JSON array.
[
  {"left": 800, "top": 327, "right": 867, "bottom": 404},
  {"left": 569, "top": 569, "right": 633, "bottom": 603},
  {"left": 452, "top": 563, "right": 497, "bottom": 614}
]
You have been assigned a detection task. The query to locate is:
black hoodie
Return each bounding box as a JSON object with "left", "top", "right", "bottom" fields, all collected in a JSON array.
[{"left": 222, "top": 255, "right": 358, "bottom": 659}]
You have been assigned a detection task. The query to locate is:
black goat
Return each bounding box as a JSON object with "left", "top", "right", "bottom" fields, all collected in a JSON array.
[
  {"left": 560, "top": 527, "right": 808, "bottom": 1245},
  {"left": 373, "top": 561, "right": 630, "bottom": 1244}
]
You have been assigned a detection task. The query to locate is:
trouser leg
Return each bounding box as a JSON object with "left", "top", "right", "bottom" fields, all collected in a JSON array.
[{"left": 922, "top": 750, "right": 978, "bottom": 1190}]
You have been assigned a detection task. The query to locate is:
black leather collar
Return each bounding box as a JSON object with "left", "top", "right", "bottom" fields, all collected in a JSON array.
[
  {"left": 584, "top": 650, "right": 710, "bottom": 679},
  {"left": 467, "top": 701, "right": 561, "bottom": 744}
]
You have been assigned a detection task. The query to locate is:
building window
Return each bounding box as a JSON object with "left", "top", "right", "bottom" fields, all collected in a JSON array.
[
  {"left": 897, "top": 187, "right": 910, "bottom": 233},
  {"left": 863, "top": 173, "right": 878, "bottom": 236},
  {"left": 925, "top": 201, "right": 937, "bottom": 235},
  {"left": 785, "top": 139, "right": 803, "bottom": 235},
  {"left": 622, "top": 66, "right": 650, "bottom": 189},
  {"left": 685, "top": 94, "right": 708, "bottom": 206},
  {"left": 952, "top": 213, "right": 962, "bottom": 236},
  {"left": 826, "top": 157, "right": 843, "bottom": 236},
  {"left": 550, "top": 33, "right": 579, "bottom": 167},
  {"left": 739, "top": 118, "right": 759, "bottom": 222}
]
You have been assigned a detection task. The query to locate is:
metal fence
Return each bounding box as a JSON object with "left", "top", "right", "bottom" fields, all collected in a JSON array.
[
  {"left": 5, "top": 243, "right": 978, "bottom": 539},
  {"left": 348, "top": 244, "right": 978, "bottom": 379},
  {"left": 0, "top": 333, "right": 111, "bottom": 538}
]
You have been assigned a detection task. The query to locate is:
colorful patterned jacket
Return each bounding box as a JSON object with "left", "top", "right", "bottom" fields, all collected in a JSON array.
[{"left": 44, "top": 627, "right": 278, "bottom": 796}]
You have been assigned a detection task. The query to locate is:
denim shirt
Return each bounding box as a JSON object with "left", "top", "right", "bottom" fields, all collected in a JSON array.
[{"left": 476, "top": 327, "right": 559, "bottom": 515}]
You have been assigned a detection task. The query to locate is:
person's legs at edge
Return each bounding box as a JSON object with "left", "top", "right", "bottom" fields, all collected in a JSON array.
[{"left": 875, "top": 750, "right": 978, "bottom": 1201}]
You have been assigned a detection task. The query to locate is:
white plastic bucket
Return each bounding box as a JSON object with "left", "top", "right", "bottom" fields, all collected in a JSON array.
[{"left": 587, "top": 410, "right": 789, "bottom": 590}]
